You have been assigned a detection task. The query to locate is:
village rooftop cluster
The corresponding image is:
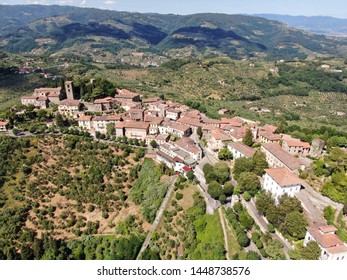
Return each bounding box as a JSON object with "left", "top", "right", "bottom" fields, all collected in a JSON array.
[{"left": 0, "top": 80, "right": 345, "bottom": 260}]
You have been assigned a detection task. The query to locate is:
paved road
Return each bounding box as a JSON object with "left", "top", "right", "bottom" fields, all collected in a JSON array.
[
  {"left": 136, "top": 176, "right": 177, "bottom": 260},
  {"left": 295, "top": 190, "right": 326, "bottom": 225},
  {"left": 218, "top": 207, "right": 230, "bottom": 260}
]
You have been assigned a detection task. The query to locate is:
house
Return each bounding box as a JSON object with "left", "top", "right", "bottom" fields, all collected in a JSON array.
[
  {"left": 206, "top": 128, "right": 232, "bottom": 156},
  {"left": 174, "top": 137, "right": 202, "bottom": 161},
  {"left": 158, "top": 144, "right": 197, "bottom": 169},
  {"left": 258, "top": 130, "right": 281, "bottom": 143},
  {"left": 58, "top": 100, "right": 81, "bottom": 117},
  {"left": 229, "top": 127, "right": 247, "bottom": 142},
  {"left": 177, "top": 116, "right": 202, "bottom": 134},
  {"left": 93, "top": 97, "right": 116, "bottom": 111},
  {"left": 144, "top": 115, "right": 164, "bottom": 135},
  {"left": 156, "top": 150, "right": 185, "bottom": 173},
  {"left": 261, "top": 124, "right": 278, "bottom": 134},
  {"left": 128, "top": 108, "right": 144, "bottom": 121},
  {"left": 165, "top": 109, "right": 181, "bottom": 121},
  {"left": 92, "top": 115, "right": 122, "bottom": 134},
  {"left": 77, "top": 116, "right": 93, "bottom": 130},
  {"left": 158, "top": 121, "right": 192, "bottom": 138},
  {"left": 261, "top": 142, "right": 303, "bottom": 171},
  {"left": 155, "top": 134, "right": 170, "bottom": 145},
  {"left": 263, "top": 167, "right": 303, "bottom": 200},
  {"left": 304, "top": 225, "right": 347, "bottom": 260},
  {"left": 21, "top": 96, "right": 49, "bottom": 109},
  {"left": 282, "top": 140, "right": 311, "bottom": 156},
  {"left": 115, "top": 121, "right": 149, "bottom": 140},
  {"left": 0, "top": 121, "right": 8, "bottom": 132},
  {"left": 114, "top": 89, "right": 140, "bottom": 103},
  {"left": 202, "top": 117, "right": 222, "bottom": 128},
  {"left": 227, "top": 142, "right": 256, "bottom": 159}
]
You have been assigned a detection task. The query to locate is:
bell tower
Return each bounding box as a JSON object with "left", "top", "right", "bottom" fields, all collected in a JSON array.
[{"left": 65, "top": 81, "right": 75, "bottom": 100}]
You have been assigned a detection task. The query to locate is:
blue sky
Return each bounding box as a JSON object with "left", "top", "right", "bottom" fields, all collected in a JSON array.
[{"left": 1, "top": 0, "right": 347, "bottom": 18}]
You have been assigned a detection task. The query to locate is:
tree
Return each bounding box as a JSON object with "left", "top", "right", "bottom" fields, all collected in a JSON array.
[
  {"left": 242, "top": 128, "right": 254, "bottom": 147},
  {"left": 343, "top": 199, "right": 347, "bottom": 216},
  {"left": 323, "top": 205, "right": 335, "bottom": 224},
  {"left": 223, "top": 181, "right": 234, "bottom": 197},
  {"left": 252, "top": 151, "right": 268, "bottom": 176},
  {"left": 255, "top": 193, "right": 275, "bottom": 216},
  {"left": 197, "top": 126, "right": 202, "bottom": 139},
  {"left": 55, "top": 113, "right": 64, "bottom": 127},
  {"left": 237, "top": 232, "right": 250, "bottom": 247},
  {"left": 237, "top": 172, "right": 260, "bottom": 196},
  {"left": 265, "top": 240, "right": 285, "bottom": 260},
  {"left": 300, "top": 241, "right": 321, "bottom": 260},
  {"left": 186, "top": 170, "right": 195, "bottom": 181},
  {"left": 281, "top": 211, "right": 308, "bottom": 240},
  {"left": 150, "top": 140, "right": 158, "bottom": 148},
  {"left": 208, "top": 181, "right": 224, "bottom": 200},
  {"left": 233, "top": 157, "right": 254, "bottom": 180},
  {"left": 213, "top": 162, "right": 230, "bottom": 184},
  {"left": 245, "top": 251, "right": 261, "bottom": 260},
  {"left": 278, "top": 195, "right": 303, "bottom": 214},
  {"left": 218, "top": 146, "right": 233, "bottom": 160},
  {"left": 106, "top": 123, "right": 115, "bottom": 136}
]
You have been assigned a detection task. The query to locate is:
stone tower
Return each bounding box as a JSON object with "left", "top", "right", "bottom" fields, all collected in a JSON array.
[{"left": 65, "top": 81, "right": 75, "bottom": 100}]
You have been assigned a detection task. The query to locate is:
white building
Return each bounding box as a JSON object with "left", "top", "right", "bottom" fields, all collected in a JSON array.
[
  {"left": 304, "top": 225, "right": 347, "bottom": 260},
  {"left": 228, "top": 141, "right": 256, "bottom": 159},
  {"left": 263, "top": 167, "right": 303, "bottom": 201},
  {"left": 77, "top": 116, "right": 92, "bottom": 130}
]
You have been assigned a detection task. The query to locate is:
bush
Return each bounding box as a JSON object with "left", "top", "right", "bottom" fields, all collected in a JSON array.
[{"left": 175, "top": 192, "right": 183, "bottom": 200}]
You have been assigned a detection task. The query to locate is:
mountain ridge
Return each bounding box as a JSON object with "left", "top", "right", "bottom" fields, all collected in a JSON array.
[{"left": 1, "top": 5, "right": 347, "bottom": 62}]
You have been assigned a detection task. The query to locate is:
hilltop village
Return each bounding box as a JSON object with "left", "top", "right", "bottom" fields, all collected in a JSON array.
[{"left": 1, "top": 80, "right": 346, "bottom": 261}]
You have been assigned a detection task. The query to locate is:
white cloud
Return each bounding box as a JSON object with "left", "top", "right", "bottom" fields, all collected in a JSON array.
[
  {"left": 80, "top": 0, "right": 87, "bottom": 5},
  {"left": 26, "top": 0, "right": 47, "bottom": 4},
  {"left": 104, "top": 0, "right": 116, "bottom": 5}
]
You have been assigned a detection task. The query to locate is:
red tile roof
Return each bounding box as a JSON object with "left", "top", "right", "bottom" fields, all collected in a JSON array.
[
  {"left": 117, "top": 121, "right": 149, "bottom": 130},
  {"left": 307, "top": 225, "right": 346, "bottom": 249},
  {"left": 228, "top": 142, "right": 256, "bottom": 158},
  {"left": 59, "top": 99, "right": 80, "bottom": 106},
  {"left": 265, "top": 167, "right": 304, "bottom": 187},
  {"left": 177, "top": 116, "right": 202, "bottom": 127},
  {"left": 285, "top": 140, "right": 311, "bottom": 149},
  {"left": 262, "top": 142, "right": 302, "bottom": 171},
  {"left": 211, "top": 128, "right": 232, "bottom": 141},
  {"left": 77, "top": 116, "right": 92, "bottom": 121},
  {"left": 262, "top": 124, "right": 278, "bottom": 133},
  {"left": 0, "top": 121, "right": 8, "bottom": 126}
]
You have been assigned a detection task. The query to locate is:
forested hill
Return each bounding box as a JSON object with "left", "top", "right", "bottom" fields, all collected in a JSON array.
[{"left": 0, "top": 5, "right": 347, "bottom": 60}]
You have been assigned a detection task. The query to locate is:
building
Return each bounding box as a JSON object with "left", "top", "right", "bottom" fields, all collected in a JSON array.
[
  {"left": 261, "top": 142, "right": 303, "bottom": 171},
  {"left": 77, "top": 116, "right": 93, "bottom": 130},
  {"left": 93, "top": 97, "right": 116, "bottom": 111},
  {"left": 174, "top": 137, "right": 202, "bottom": 161},
  {"left": 158, "top": 121, "right": 192, "bottom": 138},
  {"left": 114, "top": 89, "right": 140, "bottom": 103},
  {"left": 0, "top": 121, "right": 8, "bottom": 132},
  {"left": 263, "top": 167, "right": 303, "bottom": 200},
  {"left": 92, "top": 115, "right": 122, "bottom": 133},
  {"left": 258, "top": 130, "right": 281, "bottom": 143},
  {"left": 58, "top": 100, "right": 81, "bottom": 117},
  {"left": 64, "top": 81, "right": 75, "bottom": 100},
  {"left": 156, "top": 150, "right": 185, "bottom": 173},
  {"left": 21, "top": 96, "right": 49, "bottom": 109},
  {"left": 304, "top": 225, "right": 347, "bottom": 260},
  {"left": 176, "top": 116, "right": 202, "bottom": 134},
  {"left": 128, "top": 108, "right": 144, "bottom": 121},
  {"left": 206, "top": 128, "right": 232, "bottom": 156},
  {"left": 227, "top": 142, "right": 256, "bottom": 159},
  {"left": 165, "top": 109, "right": 181, "bottom": 121},
  {"left": 282, "top": 140, "right": 311, "bottom": 156},
  {"left": 115, "top": 121, "right": 149, "bottom": 140}
]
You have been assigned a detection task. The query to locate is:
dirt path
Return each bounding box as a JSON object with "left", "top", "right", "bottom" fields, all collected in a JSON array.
[
  {"left": 136, "top": 175, "right": 177, "bottom": 259},
  {"left": 218, "top": 207, "right": 230, "bottom": 260}
]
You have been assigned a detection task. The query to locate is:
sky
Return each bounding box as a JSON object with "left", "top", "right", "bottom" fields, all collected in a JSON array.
[{"left": 1, "top": 0, "right": 347, "bottom": 18}]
